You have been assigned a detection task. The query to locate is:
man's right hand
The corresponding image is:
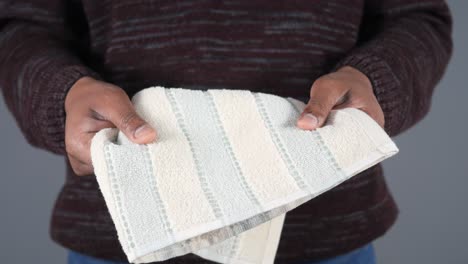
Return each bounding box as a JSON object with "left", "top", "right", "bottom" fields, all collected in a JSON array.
[{"left": 64, "top": 77, "right": 158, "bottom": 176}]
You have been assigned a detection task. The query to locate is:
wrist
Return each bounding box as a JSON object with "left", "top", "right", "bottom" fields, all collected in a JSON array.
[
  {"left": 336, "top": 66, "right": 373, "bottom": 91},
  {"left": 65, "top": 76, "right": 98, "bottom": 113}
]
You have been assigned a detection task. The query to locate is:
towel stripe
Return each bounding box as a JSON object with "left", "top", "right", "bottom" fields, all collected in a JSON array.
[
  {"left": 253, "top": 93, "right": 309, "bottom": 191},
  {"left": 204, "top": 90, "right": 264, "bottom": 211},
  {"left": 104, "top": 142, "right": 169, "bottom": 251},
  {"left": 165, "top": 88, "right": 224, "bottom": 221},
  {"left": 309, "top": 108, "right": 379, "bottom": 171},
  {"left": 103, "top": 143, "right": 134, "bottom": 253},
  {"left": 284, "top": 97, "right": 346, "bottom": 185},
  {"left": 209, "top": 89, "right": 300, "bottom": 207},
  {"left": 133, "top": 87, "right": 217, "bottom": 233},
  {"left": 254, "top": 94, "right": 339, "bottom": 190},
  {"left": 143, "top": 145, "right": 175, "bottom": 242},
  {"left": 172, "top": 88, "right": 261, "bottom": 222}
]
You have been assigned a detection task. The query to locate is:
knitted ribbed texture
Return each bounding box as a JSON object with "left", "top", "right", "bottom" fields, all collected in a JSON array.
[
  {"left": 0, "top": 0, "right": 452, "bottom": 263},
  {"left": 40, "top": 66, "right": 101, "bottom": 154}
]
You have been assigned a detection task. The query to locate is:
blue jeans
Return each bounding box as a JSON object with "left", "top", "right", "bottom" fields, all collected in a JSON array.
[
  {"left": 67, "top": 251, "right": 127, "bottom": 264},
  {"left": 68, "top": 243, "right": 376, "bottom": 264},
  {"left": 297, "top": 244, "right": 376, "bottom": 264}
]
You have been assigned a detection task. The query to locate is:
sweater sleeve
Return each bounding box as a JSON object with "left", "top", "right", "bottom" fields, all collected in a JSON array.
[
  {"left": 332, "top": 0, "right": 453, "bottom": 137},
  {"left": 0, "top": 0, "right": 101, "bottom": 155}
]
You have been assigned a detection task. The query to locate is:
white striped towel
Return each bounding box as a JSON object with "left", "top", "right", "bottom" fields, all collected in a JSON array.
[{"left": 90, "top": 86, "right": 399, "bottom": 264}]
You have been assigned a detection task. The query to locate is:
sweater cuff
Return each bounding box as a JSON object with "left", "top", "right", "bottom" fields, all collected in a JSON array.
[
  {"left": 38, "top": 65, "right": 101, "bottom": 155},
  {"left": 331, "top": 53, "right": 410, "bottom": 136}
]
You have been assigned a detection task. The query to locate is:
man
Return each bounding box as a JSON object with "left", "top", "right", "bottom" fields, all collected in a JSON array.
[{"left": 0, "top": 0, "right": 452, "bottom": 263}]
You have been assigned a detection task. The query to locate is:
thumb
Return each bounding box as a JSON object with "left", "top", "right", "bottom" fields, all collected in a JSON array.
[
  {"left": 297, "top": 83, "right": 348, "bottom": 130},
  {"left": 100, "top": 90, "right": 157, "bottom": 144},
  {"left": 296, "top": 99, "right": 329, "bottom": 130}
]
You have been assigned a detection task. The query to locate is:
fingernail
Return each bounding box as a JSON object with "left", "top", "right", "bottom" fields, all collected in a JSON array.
[
  {"left": 302, "top": 113, "right": 318, "bottom": 127},
  {"left": 134, "top": 124, "right": 153, "bottom": 139}
]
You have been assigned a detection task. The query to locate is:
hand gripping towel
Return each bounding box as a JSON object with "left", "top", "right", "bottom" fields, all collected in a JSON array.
[{"left": 90, "top": 86, "right": 399, "bottom": 264}]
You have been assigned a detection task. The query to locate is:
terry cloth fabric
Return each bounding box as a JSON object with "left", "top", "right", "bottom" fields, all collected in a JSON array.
[{"left": 90, "top": 86, "right": 399, "bottom": 264}]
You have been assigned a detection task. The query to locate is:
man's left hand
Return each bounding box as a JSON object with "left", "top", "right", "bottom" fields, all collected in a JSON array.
[{"left": 296, "top": 66, "right": 385, "bottom": 130}]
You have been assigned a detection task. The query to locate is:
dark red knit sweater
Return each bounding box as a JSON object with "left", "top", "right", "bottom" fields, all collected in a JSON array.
[{"left": 0, "top": 0, "right": 452, "bottom": 263}]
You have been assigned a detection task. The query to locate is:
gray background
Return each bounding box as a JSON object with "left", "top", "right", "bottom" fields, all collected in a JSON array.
[{"left": 0, "top": 1, "right": 466, "bottom": 263}]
